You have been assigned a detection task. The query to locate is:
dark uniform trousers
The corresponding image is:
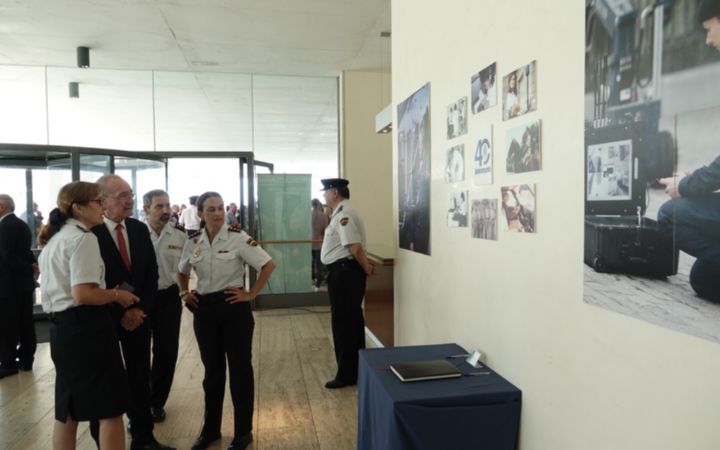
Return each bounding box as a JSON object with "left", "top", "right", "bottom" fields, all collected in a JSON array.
[
  {"left": 192, "top": 291, "right": 255, "bottom": 437},
  {"left": 150, "top": 284, "right": 182, "bottom": 409},
  {"left": 0, "top": 288, "right": 36, "bottom": 369},
  {"left": 90, "top": 318, "right": 154, "bottom": 444},
  {"left": 326, "top": 258, "right": 367, "bottom": 384}
]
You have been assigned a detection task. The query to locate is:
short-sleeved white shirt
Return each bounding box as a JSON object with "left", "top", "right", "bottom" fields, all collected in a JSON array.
[
  {"left": 39, "top": 218, "right": 106, "bottom": 313},
  {"left": 148, "top": 222, "right": 188, "bottom": 290},
  {"left": 320, "top": 199, "right": 367, "bottom": 265},
  {"left": 179, "top": 205, "right": 201, "bottom": 230},
  {"left": 178, "top": 224, "right": 272, "bottom": 295}
]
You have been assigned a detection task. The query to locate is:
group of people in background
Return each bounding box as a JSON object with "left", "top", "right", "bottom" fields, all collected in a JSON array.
[{"left": 0, "top": 175, "right": 373, "bottom": 450}]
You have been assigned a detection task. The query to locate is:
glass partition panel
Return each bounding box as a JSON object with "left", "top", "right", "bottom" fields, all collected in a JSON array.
[
  {"left": 257, "top": 174, "right": 312, "bottom": 294},
  {"left": 0, "top": 150, "right": 71, "bottom": 235},
  {"left": 166, "top": 158, "right": 241, "bottom": 212},
  {"left": 154, "top": 71, "right": 253, "bottom": 151},
  {"left": 252, "top": 75, "right": 338, "bottom": 187},
  {"left": 0, "top": 66, "right": 47, "bottom": 144},
  {"left": 79, "top": 153, "right": 111, "bottom": 182},
  {"left": 46, "top": 68, "right": 154, "bottom": 150},
  {"left": 114, "top": 156, "right": 166, "bottom": 219}
]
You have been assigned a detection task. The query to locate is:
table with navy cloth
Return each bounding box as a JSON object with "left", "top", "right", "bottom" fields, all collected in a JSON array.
[{"left": 357, "top": 343, "right": 521, "bottom": 450}]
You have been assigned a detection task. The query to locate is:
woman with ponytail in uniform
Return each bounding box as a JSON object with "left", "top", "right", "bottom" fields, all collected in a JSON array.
[{"left": 38, "top": 181, "right": 139, "bottom": 450}]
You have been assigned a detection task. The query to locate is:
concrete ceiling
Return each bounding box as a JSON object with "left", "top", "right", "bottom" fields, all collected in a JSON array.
[
  {"left": 0, "top": 0, "right": 391, "bottom": 178},
  {"left": 0, "top": 0, "right": 391, "bottom": 75}
]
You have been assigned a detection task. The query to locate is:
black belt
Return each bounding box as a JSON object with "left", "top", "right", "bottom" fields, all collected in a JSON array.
[
  {"left": 48, "top": 305, "right": 99, "bottom": 322},
  {"left": 158, "top": 285, "right": 179, "bottom": 294},
  {"left": 198, "top": 289, "right": 243, "bottom": 303},
  {"left": 327, "top": 258, "right": 360, "bottom": 271}
]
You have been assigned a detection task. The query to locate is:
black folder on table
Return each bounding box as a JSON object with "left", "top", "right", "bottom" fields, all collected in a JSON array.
[{"left": 390, "top": 359, "right": 462, "bottom": 382}]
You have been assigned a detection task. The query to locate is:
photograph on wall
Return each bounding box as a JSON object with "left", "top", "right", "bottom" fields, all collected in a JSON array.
[
  {"left": 397, "top": 82, "right": 431, "bottom": 255},
  {"left": 583, "top": 3, "right": 720, "bottom": 343},
  {"left": 473, "top": 125, "right": 493, "bottom": 185},
  {"left": 500, "top": 184, "right": 535, "bottom": 233},
  {"left": 506, "top": 119, "right": 541, "bottom": 174},
  {"left": 502, "top": 61, "right": 537, "bottom": 121},
  {"left": 471, "top": 63, "right": 497, "bottom": 114},
  {"left": 471, "top": 198, "right": 497, "bottom": 240},
  {"left": 445, "top": 144, "right": 465, "bottom": 183},
  {"left": 447, "top": 191, "right": 468, "bottom": 228},
  {"left": 446, "top": 96, "right": 468, "bottom": 139}
]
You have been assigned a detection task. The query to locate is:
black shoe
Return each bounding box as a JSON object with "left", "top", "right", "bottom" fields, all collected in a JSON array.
[
  {"left": 0, "top": 368, "right": 19, "bottom": 380},
  {"left": 130, "top": 440, "right": 176, "bottom": 450},
  {"left": 324, "top": 379, "right": 355, "bottom": 389},
  {"left": 150, "top": 406, "right": 166, "bottom": 423},
  {"left": 191, "top": 434, "right": 221, "bottom": 450},
  {"left": 228, "top": 433, "right": 253, "bottom": 450}
]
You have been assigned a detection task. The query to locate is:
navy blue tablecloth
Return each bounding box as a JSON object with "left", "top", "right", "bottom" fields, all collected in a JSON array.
[{"left": 357, "top": 343, "right": 521, "bottom": 450}]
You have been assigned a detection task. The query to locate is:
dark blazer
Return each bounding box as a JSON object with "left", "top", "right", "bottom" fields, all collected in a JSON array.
[
  {"left": 0, "top": 213, "right": 35, "bottom": 294},
  {"left": 92, "top": 217, "right": 158, "bottom": 321}
]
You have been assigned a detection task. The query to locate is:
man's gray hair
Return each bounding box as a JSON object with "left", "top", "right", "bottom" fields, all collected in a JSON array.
[
  {"left": 96, "top": 174, "right": 124, "bottom": 197},
  {"left": 0, "top": 194, "right": 15, "bottom": 211},
  {"left": 143, "top": 189, "right": 169, "bottom": 207}
]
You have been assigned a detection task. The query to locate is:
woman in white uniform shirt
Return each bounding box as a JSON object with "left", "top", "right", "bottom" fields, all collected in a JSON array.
[
  {"left": 178, "top": 191, "right": 275, "bottom": 450},
  {"left": 37, "top": 181, "right": 139, "bottom": 450}
]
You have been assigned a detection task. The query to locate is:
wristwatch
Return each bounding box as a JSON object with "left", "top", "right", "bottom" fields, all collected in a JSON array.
[{"left": 179, "top": 290, "right": 189, "bottom": 299}]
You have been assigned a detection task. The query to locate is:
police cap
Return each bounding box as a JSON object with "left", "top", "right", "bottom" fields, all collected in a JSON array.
[
  {"left": 320, "top": 178, "right": 349, "bottom": 191},
  {"left": 698, "top": 0, "right": 720, "bottom": 23}
]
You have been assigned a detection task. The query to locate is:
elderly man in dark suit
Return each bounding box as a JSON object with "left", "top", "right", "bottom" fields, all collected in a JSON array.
[
  {"left": 88, "top": 175, "right": 174, "bottom": 450},
  {"left": 0, "top": 194, "right": 37, "bottom": 379}
]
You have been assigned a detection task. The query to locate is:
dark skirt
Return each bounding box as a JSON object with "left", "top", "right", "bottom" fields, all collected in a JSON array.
[{"left": 49, "top": 305, "right": 129, "bottom": 422}]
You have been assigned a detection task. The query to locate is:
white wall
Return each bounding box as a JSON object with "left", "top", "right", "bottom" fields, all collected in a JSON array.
[
  {"left": 391, "top": 1, "right": 720, "bottom": 449},
  {"left": 342, "top": 70, "right": 394, "bottom": 252}
]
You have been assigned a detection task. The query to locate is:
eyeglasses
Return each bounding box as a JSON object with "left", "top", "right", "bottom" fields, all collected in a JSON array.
[
  {"left": 73, "top": 198, "right": 103, "bottom": 207},
  {"left": 110, "top": 191, "right": 135, "bottom": 200}
]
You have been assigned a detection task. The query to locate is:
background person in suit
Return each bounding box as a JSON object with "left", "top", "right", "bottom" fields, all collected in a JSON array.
[
  {"left": 89, "top": 175, "right": 174, "bottom": 450},
  {"left": 0, "top": 194, "right": 37, "bottom": 379}
]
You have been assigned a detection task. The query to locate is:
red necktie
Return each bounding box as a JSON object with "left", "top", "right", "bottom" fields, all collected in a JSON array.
[{"left": 115, "top": 223, "right": 131, "bottom": 271}]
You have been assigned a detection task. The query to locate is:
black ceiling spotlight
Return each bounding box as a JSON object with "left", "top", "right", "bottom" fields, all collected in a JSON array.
[
  {"left": 77, "top": 46, "right": 90, "bottom": 68},
  {"left": 69, "top": 82, "right": 79, "bottom": 98}
]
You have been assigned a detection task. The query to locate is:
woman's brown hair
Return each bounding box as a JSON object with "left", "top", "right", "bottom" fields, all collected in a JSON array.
[{"left": 37, "top": 181, "right": 100, "bottom": 247}]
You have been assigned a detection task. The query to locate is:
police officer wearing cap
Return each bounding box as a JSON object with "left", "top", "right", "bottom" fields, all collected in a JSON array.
[
  {"left": 177, "top": 191, "right": 275, "bottom": 450},
  {"left": 142, "top": 189, "right": 188, "bottom": 423},
  {"left": 656, "top": 0, "right": 720, "bottom": 301},
  {"left": 320, "top": 178, "right": 374, "bottom": 389}
]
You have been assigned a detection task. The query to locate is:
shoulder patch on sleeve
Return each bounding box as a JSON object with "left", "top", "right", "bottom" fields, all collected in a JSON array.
[
  {"left": 174, "top": 222, "right": 185, "bottom": 232},
  {"left": 228, "top": 225, "right": 243, "bottom": 233},
  {"left": 188, "top": 229, "right": 202, "bottom": 240},
  {"left": 340, "top": 217, "right": 349, "bottom": 226},
  {"left": 246, "top": 237, "right": 258, "bottom": 247}
]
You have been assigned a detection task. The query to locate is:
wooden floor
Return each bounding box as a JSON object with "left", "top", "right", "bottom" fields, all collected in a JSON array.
[{"left": 0, "top": 306, "right": 359, "bottom": 450}]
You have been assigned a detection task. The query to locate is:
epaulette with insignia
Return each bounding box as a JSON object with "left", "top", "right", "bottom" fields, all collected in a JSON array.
[
  {"left": 246, "top": 237, "right": 258, "bottom": 247},
  {"left": 188, "top": 229, "right": 202, "bottom": 240},
  {"left": 174, "top": 223, "right": 185, "bottom": 232},
  {"left": 340, "top": 217, "right": 349, "bottom": 226},
  {"left": 228, "top": 225, "right": 243, "bottom": 233},
  {"left": 336, "top": 206, "right": 344, "bottom": 213}
]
